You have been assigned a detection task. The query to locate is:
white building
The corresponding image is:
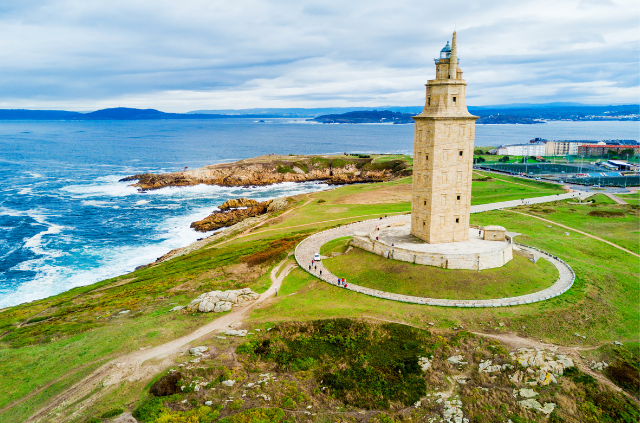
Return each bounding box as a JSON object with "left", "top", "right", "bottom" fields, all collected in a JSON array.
[{"left": 496, "top": 142, "right": 546, "bottom": 156}]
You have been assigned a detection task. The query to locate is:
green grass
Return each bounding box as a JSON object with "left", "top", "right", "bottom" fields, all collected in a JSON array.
[
  {"left": 319, "top": 236, "right": 351, "bottom": 256},
  {"left": 0, "top": 172, "right": 634, "bottom": 422},
  {"left": 617, "top": 192, "right": 640, "bottom": 206},
  {"left": 322, "top": 249, "right": 558, "bottom": 300},
  {"left": 0, "top": 234, "right": 300, "bottom": 422},
  {"left": 251, "top": 208, "right": 638, "bottom": 347},
  {"left": 513, "top": 194, "right": 640, "bottom": 252},
  {"left": 373, "top": 154, "right": 414, "bottom": 166},
  {"left": 470, "top": 171, "right": 565, "bottom": 205}
]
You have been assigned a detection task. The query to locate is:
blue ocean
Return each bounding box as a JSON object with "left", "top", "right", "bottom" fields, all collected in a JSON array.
[{"left": 1, "top": 118, "right": 638, "bottom": 307}]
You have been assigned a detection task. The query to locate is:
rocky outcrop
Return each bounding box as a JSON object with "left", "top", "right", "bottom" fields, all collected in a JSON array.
[
  {"left": 186, "top": 288, "right": 259, "bottom": 313},
  {"left": 121, "top": 155, "right": 408, "bottom": 191},
  {"left": 509, "top": 347, "right": 574, "bottom": 386},
  {"left": 267, "top": 196, "right": 288, "bottom": 212},
  {"left": 190, "top": 201, "right": 271, "bottom": 232},
  {"left": 219, "top": 198, "right": 260, "bottom": 211}
]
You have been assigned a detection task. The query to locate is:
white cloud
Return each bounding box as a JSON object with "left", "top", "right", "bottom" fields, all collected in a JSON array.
[{"left": 0, "top": 0, "right": 637, "bottom": 111}]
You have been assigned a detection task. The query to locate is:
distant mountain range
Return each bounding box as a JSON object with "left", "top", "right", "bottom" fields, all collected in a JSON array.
[
  {"left": 0, "top": 107, "right": 276, "bottom": 120},
  {"left": 0, "top": 104, "right": 636, "bottom": 121}
]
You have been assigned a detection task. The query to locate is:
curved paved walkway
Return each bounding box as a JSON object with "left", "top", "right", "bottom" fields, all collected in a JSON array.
[{"left": 295, "top": 196, "right": 578, "bottom": 307}]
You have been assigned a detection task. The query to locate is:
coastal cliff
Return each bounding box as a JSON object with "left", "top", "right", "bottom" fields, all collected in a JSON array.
[{"left": 121, "top": 154, "right": 410, "bottom": 190}]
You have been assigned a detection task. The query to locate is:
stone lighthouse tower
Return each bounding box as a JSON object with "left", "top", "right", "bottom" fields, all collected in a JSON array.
[{"left": 411, "top": 32, "right": 478, "bottom": 243}]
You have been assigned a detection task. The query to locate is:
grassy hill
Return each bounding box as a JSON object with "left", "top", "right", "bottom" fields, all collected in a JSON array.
[{"left": 0, "top": 173, "right": 637, "bottom": 423}]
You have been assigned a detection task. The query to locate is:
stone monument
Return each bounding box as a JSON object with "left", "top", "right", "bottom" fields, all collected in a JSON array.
[
  {"left": 411, "top": 31, "right": 478, "bottom": 243},
  {"left": 350, "top": 32, "right": 514, "bottom": 270}
]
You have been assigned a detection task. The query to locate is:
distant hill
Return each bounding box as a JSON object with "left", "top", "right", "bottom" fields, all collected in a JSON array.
[
  {"left": 0, "top": 107, "right": 275, "bottom": 120},
  {"left": 311, "top": 110, "right": 543, "bottom": 125},
  {"left": 0, "top": 104, "right": 637, "bottom": 121},
  {"left": 312, "top": 110, "right": 414, "bottom": 124}
]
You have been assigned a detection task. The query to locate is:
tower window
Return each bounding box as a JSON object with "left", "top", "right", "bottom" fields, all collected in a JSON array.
[
  {"left": 459, "top": 150, "right": 463, "bottom": 156},
  {"left": 455, "top": 218, "right": 460, "bottom": 223},
  {"left": 457, "top": 195, "right": 461, "bottom": 200},
  {"left": 424, "top": 201, "right": 426, "bottom": 206},
  {"left": 428, "top": 97, "right": 431, "bottom": 106},
  {"left": 453, "top": 96, "right": 457, "bottom": 103},
  {"left": 426, "top": 155, "right": 429, "bottom": 160}
]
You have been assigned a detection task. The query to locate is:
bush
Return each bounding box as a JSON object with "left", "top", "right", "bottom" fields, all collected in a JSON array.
[
  {"left": 317, "top": 199, "right": 326, "bottom": 204},
  {"left": 132, "top": 395, "right": 179, "bottom": 422},
  {"left": 260, "top": 319, "right": 431, "bottom": 409},
  {"left": 101, "top": 408, "right": 124, "bottom": 418},
  {"left": 218, "top": 407, "right": 285, "bottom": 423},
  {"left": 150, "top": 372, "right": 182, "bottom": 396},
  {"left": 86, "top": 418, "right": 101, "bottom": 423}
]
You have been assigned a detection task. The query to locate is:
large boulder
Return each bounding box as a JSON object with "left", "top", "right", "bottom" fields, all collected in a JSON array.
[
  {"left": 213, "top": 301, "right": 233, "bottom": 312},
  {"left": 198, "top": 300, "right": 216, "bottom": 313},
  {"left": 267, "top": 197, "right": 288, "bottom": 212}
]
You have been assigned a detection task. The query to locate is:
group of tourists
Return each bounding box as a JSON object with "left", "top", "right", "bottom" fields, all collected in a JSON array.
[{"left": 308, "top": 259, "right": 348, "bottom": 288}]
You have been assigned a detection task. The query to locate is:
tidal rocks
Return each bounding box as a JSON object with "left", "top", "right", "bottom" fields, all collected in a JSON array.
[
  {"left": 191, "top": 201, "right": 271, "bottom": 232},
  {"left": 186, "top": 288, "right": 259, "bottom": 313},
  {"left": 219, "top": 197, "right": 260, "bottom": 211}
]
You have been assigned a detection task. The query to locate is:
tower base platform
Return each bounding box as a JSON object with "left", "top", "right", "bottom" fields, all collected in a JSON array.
[{"left": 352, "top": 219, "right": 513, "bottom": 270}]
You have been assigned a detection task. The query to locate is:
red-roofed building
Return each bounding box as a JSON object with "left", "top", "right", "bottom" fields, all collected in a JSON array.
[{"left": 577, "top": 145, "right": 639, "bottom": 157}]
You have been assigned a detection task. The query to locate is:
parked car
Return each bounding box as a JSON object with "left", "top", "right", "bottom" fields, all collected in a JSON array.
[{"left": 314, "top": 253, "right": 321, "bottom": 261}]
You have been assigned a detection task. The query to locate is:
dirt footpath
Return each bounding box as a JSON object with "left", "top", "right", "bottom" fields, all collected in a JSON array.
[{"left": 26, "top": 259, "right": 296, "bottom": 423}]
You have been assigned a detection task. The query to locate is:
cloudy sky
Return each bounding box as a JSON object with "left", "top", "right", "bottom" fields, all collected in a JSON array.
[{"left": 0, "top": 0, "right": 638, "bottom": 111}]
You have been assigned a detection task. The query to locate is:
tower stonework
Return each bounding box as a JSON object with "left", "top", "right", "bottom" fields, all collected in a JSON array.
[{"left": 411, "top": 32, "right": 478, "bottom": 244}]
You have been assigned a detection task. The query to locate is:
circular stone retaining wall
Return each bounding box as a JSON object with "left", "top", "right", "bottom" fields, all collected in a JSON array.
[{"left": 294, "top": 215, "right": 575, "bottom": 308}]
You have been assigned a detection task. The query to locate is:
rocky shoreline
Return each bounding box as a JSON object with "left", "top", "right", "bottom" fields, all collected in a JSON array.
[
  {"left": 120, "top": 154, "right": 410, "bottom": 191},
  {"left": 190, "top": 197, "right": 288, "bottom": 232}
]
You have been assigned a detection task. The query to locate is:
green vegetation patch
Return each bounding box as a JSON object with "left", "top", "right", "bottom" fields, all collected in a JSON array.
[
  {"left": 218, "top": 407, "right": 285, "bottom": 423},
  {"left": 587, "top": 210, "right": 626, "bottom": 218},
  {"left": 322, "top": 249, "right": 558, "bottom": 300},
  {"left": 319, "top": 236, "right": 351, "bottom": 256},
  {"left": 238, "top": 319, "right": 432, "bottom": 409}
]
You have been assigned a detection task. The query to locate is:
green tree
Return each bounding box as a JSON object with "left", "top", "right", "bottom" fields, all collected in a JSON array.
[{"left": 619, "top": 148, "right": 635, "bottom": 158}]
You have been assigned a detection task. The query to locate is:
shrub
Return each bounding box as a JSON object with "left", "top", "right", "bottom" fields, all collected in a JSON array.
[
  {"left": 86, "top": 418, "right": 101, "bottom": 423},
  {"left": 317, "top": 199, "right": 326, "bottom": 204},
  {"left": 276, "top": 165, "right": 294, "bottom": 174},
  {"left": 260, "top": 319, "right": 431, "bottom": 409},
  {"left": 132, "top": 395, "right": 179, "bottom": 422},
  {"left": 101, "top": 408, "right": 124, "bottom": 418},
  {"left": 217, "top": 407, "right": 285, "bottom": 423},
  {"left": 282, "top": 397, "right": 296, "bottom": 409},
  {"left": 150, "top": 372, "right": 182, "bottom": 396}
]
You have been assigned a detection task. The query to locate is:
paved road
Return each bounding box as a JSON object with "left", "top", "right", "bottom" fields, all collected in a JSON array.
[{"left": 294, "top": 193, "right": 580, "bottom": 308}]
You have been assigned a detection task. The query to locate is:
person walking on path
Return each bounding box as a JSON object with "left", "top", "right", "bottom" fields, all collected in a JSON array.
[{"left": 319, "top": 270, "right": 322, "bottom": 276}]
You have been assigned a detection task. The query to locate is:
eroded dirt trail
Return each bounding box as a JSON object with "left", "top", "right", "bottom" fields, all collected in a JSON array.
[{"left": 26, "top": 258, "right": 296, "bottom": 423}]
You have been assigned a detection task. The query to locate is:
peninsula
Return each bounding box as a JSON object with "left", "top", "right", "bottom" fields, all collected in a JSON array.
[{"left": 121, "top": 154, "right": 412, "bottom": 190}]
